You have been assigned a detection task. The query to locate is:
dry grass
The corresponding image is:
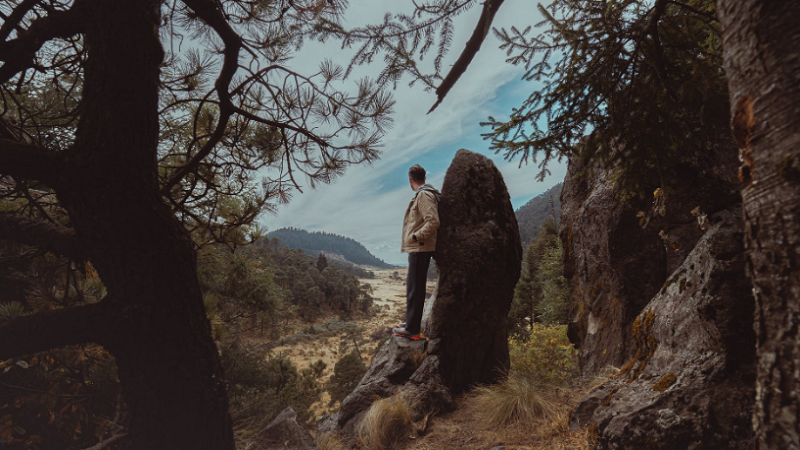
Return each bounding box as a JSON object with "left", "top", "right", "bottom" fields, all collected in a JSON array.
[
  {"left": 357, "top": 395, "right": 414, "bottom": 450},
  {"left": 471, "top": 372, "right": 563, "bottom": 428},
  {"left": 386, "top": 395, "right": 593, "bottom": 450},
  {"left": 316, "top": 432, "right": 347, "bottom": 450}
]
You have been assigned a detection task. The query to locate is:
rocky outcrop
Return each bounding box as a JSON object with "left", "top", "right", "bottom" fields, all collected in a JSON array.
[
  {"left": 561, "top": 143, "right": 740, "bottom": 375},
  {"left": 319, "top": 149, "right": 522, "bottom": 436},
  {"left": 569, "top": 209, "right": 755, "bottom": 449},
  {"left": 255, "top": 407, "right": 317, "bottom": 450}
]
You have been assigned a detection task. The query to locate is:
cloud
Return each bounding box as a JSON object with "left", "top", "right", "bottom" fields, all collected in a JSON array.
[{"left": 260, "top": 0, "right": 565, "bottom": 265}]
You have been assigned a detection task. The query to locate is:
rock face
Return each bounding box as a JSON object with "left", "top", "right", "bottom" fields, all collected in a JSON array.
[
  {"left": 319, "top": 149, "right": 522, "bottom": 436},
  {"left": 569, "top": 209, "right": 755, "bottom": 449},
  {"left": 561, "top": 144, "right": 740, "bottom": 375},
  {"left": 255, "top": 407, "right": 317, "bottom": 450}
]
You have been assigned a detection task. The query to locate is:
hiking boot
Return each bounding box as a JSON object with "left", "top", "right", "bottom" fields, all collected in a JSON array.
[
  {"left": 397, "top": 322, "right": 407, "bottom": 328},
  {"left": 392, "top": 327, "right": 420, "bottom": 340}
]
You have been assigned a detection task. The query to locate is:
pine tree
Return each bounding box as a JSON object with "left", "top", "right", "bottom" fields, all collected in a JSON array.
[{"left": 317, "top": 252, "right": 329, "bottom": 272}]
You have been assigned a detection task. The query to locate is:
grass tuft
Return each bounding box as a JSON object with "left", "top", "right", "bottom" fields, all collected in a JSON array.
[
  {"left": 471, "top": 372, "right": 562, "bottom": 428},
  {"left": 315, "top": 432, "right": 346, "bottom": 450},
  {"left": 357, "top": 395, "right": 414, "bottom": 450}
]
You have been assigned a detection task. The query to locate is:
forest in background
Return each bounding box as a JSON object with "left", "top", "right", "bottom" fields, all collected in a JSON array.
[{"left": 267, "top": 229, "right": 393, "bottom": 269}]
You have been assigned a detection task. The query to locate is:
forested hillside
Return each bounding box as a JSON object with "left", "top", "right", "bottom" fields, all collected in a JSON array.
[
  {"left": 268, "top": 228, "right": 393, "bottom": 269},
  {"left": 515, "top": 183, "right": 562, "bottom": 246}
]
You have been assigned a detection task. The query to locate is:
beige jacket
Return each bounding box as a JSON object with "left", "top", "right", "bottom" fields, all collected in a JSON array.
[{"left": 401, "top": 187, "right": 440, "bottom": 253}]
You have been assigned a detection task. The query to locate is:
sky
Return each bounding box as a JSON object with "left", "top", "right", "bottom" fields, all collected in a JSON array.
[{"left": 260, "top": 0, "right": 567, "bottom": 266}]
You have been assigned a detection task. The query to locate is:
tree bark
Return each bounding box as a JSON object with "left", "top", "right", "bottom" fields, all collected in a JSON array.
[
  {"left": 718, "top": 1, "right": 800, "bottom": 448},
  {"left": 45, "top": 0, "right": 236, "bottom": 448}
]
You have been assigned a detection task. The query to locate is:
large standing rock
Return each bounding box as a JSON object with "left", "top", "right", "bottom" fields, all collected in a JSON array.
[
  {"left": 561, "top": 143, "right": 740, "bottom": 375},
  {"left": 318, "top": 149, "right": 522, "bottom": 436},
  {"left": 255, "top": 407, "right": 317, "bottom": 450},
  {"left": 421, "top": 149, "right": 523, "bottom": 390},
  {"left": 569, "top": 209, "right": 755, "bottom": 449}
]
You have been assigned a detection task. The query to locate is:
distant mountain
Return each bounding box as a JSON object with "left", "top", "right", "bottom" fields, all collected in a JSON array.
[
  {"left": 267, "top": 228, "right": 394, "bottom": 269},
  {"left": 515, "top": 183, "right": 563, "bottom": 247}
]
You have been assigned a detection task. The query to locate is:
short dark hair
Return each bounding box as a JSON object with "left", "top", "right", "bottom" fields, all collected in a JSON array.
[{"left": 408, "top": 164, "right": 426, "bottom": 183}]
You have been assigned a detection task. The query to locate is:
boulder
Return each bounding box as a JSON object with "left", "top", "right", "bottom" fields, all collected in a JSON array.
[
  {"left": 569, "top": 209, "right": 755, "bottom": 449},
  {"left": 421, "top": 149, "right": 523, "bottom": 391},
  {"left": 561, "top": 143, "right": 740, "bottom": 375},
  {"left": 318, "top": 149, "right": 522, "bottom": 436},
  {"left": 255, "top": 407, "right": 317, "bottom": 450}
]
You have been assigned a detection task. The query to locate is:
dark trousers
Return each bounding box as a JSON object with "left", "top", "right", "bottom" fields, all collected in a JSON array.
[{"left": 405, "top": 251, "right": 434, "bottom": 334}]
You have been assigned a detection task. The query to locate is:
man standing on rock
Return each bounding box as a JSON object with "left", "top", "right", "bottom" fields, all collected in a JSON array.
[{"left": 393, "top": 164, "right": 440, "bottom": 340}]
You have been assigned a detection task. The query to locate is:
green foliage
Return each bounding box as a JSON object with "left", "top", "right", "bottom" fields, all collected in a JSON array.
[
  {"left": 260, "top": 237, "right": 375, "bottom": 322},
  {"left": 509, "top": 324, "right": 579, "bottom": 387},
  {"left": 0, "top": 222, "right": 122, "bottom": 450},
  {"left": 220, "top": 342, "right": 322, "bottom": 438},
  {"left": 537, "top": 240, "right": 570, "bottom": 325},
  {"left": 0, "top": 302, "right": 23, "bottom": 321},
  {"left": 509, "top": 216, "right": 569, "bottom": 335},
  {"left": 268, "top": 228, "right": 393, "bottom": 268},
  {"left": 328, "top": 351, "right": 368, "bottom": 406},
  {"left": 471, "top": 324, "right": 578, "bottom": 429},
  {"left": 317, "top": 253, "right": 329, "bottom": 272},
  {"left": 483, "top": 0, "right": 729, "bottom": 198}
]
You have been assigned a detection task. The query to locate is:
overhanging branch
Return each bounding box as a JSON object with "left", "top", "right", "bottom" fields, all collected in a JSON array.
[
  {"left": 0, "top": 212, "right": 86, "bottom": 261},
  {"left": 428, "top": 0, "right": 505, "bottom": 113},
  {"left": 0, "top": 0, "right": 39, "bottom": 41},
  {"left": 0, "top": 138, "right": 63, "bottom": 187},
  {"left": 0, "top": 301, "right": 110, "bottom": 360},
  {"left": 161, "top": 0, "right": 243, "bottom": 195}
]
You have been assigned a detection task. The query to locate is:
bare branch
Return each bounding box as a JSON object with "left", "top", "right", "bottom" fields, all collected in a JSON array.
[
  {"left": 0, "top": 212, "right": 86, "bottom": 260},
  {"left": 0, "top": 6, "right": 83, "bottom": 84},
  {"left": 0, "top": 0, "right": 39, "bottom": 41},
  {"left": 0, "top": 301, "right": 110, "bottom": 360},
  {"left": 428, "top": 0, "right": 505, "bottom": 113}
]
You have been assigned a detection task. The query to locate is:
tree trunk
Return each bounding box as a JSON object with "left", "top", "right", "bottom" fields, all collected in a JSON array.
[
  {"left": 56, "top": 0, "right": 235, "bottom": 448},
  {"left": 718, "top": 2, "right": 800, "bottom": 448}
]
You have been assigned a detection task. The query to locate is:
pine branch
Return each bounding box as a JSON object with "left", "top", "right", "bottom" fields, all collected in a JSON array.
[
  {"left": 0, "top": 301, "right": 110, "bottom": 360},
  {"left": 161, "top": 0, "right": 244, "bottom": 195},
  {"left": 428, "top": 0, "right": 505, "bottom": 113},
  {"left": 0, "top": 212, "right": 86, "bottom": 261}
]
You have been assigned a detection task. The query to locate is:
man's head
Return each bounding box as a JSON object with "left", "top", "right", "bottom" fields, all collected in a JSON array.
[{"left": 408, "top": 164, "right": 426, "bottom": 191}]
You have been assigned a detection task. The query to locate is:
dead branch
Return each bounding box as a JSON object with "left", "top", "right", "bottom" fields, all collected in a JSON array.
[{"left": 428, "top": 0, "right": 505, "bottom": 113}]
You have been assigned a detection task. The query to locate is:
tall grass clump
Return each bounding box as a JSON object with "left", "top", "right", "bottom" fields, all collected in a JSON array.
[
  {"left": 472, "top": 324, "right": 579, "bottom": 429},
  {"left": 356, "top": 395, "right": 414, "bottom": 450},
  {"left": 472, "top": 372, "right": 562, "bottom": 428},
  {"left": 316, "top": 432, "right": 347, "bottom": 450}
]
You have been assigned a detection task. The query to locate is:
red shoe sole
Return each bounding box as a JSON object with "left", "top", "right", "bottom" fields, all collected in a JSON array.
[{"left": 392, "top": 329, "right": 421, "bottom": 340}]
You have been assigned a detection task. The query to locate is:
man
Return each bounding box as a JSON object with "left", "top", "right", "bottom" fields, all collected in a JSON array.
[{"left": 393, "top": 164, "right": 440, "bottom": 340}]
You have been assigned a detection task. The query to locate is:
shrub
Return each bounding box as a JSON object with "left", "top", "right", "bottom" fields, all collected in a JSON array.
[
  {"left": 328, "top": 350, "right": 367, "bottom": 405},
  {"left": 356, "top": 395, "right": 413, "bottom": 450},
  {"left": 509, "top": 324, "right": 578, "bottom": 387},
  {"left": 219, "top": 341, "right": 321, "bottom": 445}
]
